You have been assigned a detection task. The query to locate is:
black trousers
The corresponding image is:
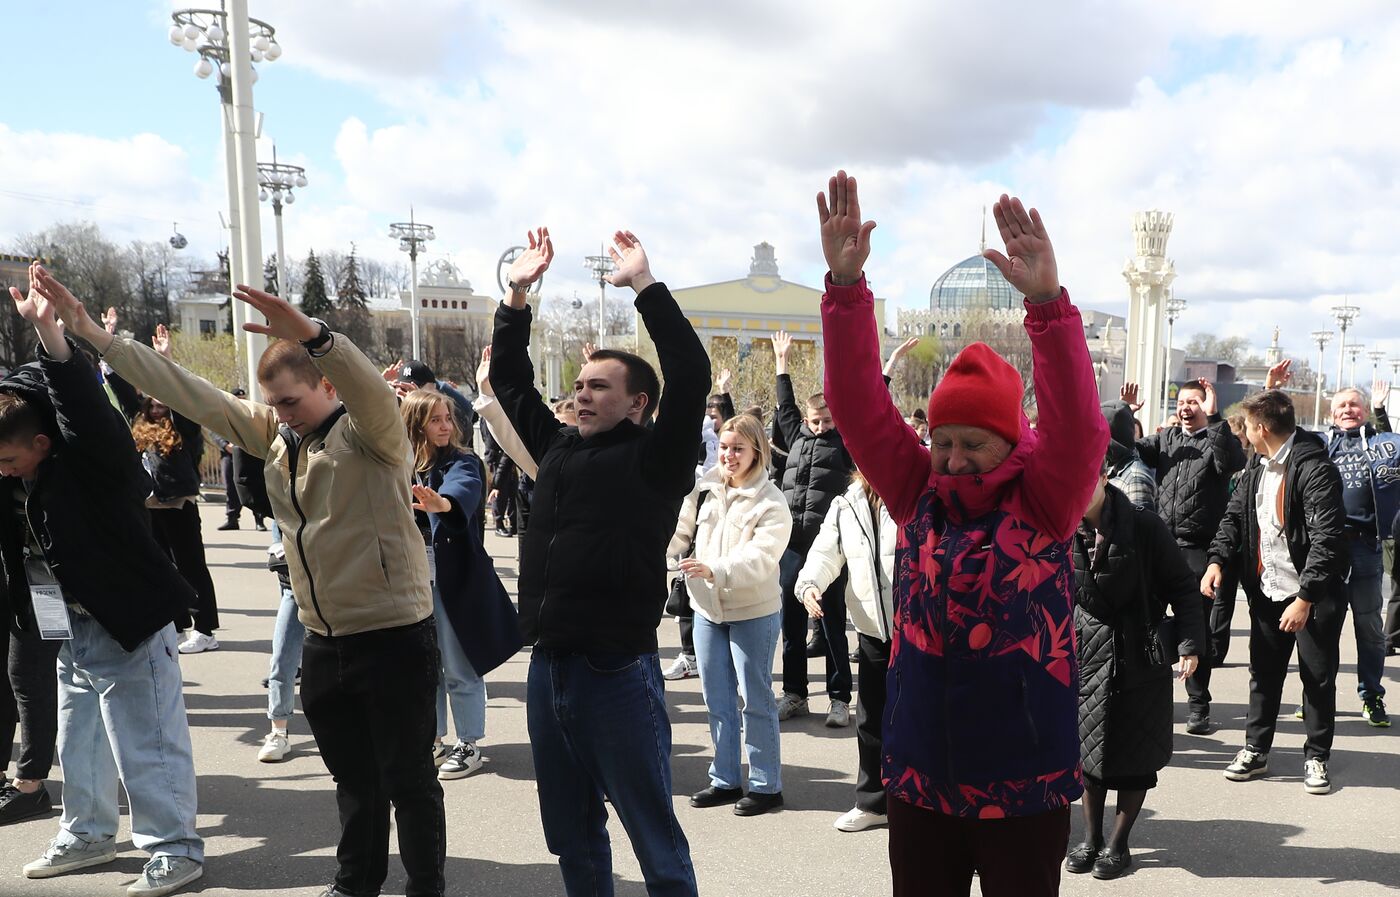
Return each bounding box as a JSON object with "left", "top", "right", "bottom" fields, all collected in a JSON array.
[
  {"left": 1245, "top": 596, "right": 1346, "bottom": 761},
  {"left": 1210, "top": 561, "right": 1241, "bottom": 666},
  {"left": 302, "top": 617, "right": 445, "bottom": 897},
  {"left": 889, "top": 799, "right": 1070, "bottom": 897},
  {"left": 1179, "top": 546, "right": 1217, "bottom": 715},
  {"left": 779, "top": 549, "right": 852, "bottom": 703},
  {"left": 678, "top": 614, "right": 695, "bottom": 658},
  {"left": 855, "top": 634, "right": 890, "bottom": 814},
  {"left": 1, "top": 624, "right": 61, "bottom": 780},
  {"left": 220, "top": 454, "right": 242, "bottom": 521},
  {"left": 149, "top": 503, "right": 219, "bottom": 634}
]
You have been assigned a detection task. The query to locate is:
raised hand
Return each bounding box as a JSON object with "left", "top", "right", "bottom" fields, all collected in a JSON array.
[
  {"left": 884, "top": 337, "right": 919, "bottom": 376},
  {"left": 382, "top": 358, "right": 404, "bottom": 383},
  {"left": 31, "top": 264, "right": 105, "bottom": 351},
  {"left": 1373, "top": 379, "right": 1390, "bottom": 410},
  {"left": 582, "top": 342, "right": 598, "bottom": 363},
  {"left": 507, "top": 227, "right": 554, "bottom": 301},
  {"left": 102, "top": 306, "right": 119, "bottom": 335},
  {"left": 476, "top": 346, "right": 494, "bottom": 397},
  {"left": 605, "top": 230, "right": 656, "bottom": 295},
  {"left": 411, "top": 483, "right": 453, "bottom": 514},
  {"left": 817, "top": 170, "right": 876, "bottom": 286},
  {"left": 1265, "top": 359, "right": 1293, "bottom": 390},
  {"left": 151, "top": 323, "right": 173, "bottom": 359},
  {"left": 983, "top": 194, "right": 1060, "bottom": 303},
  {"left": 1198, "top": 378, "right": 1218, "bottom": 416},
  {"left": 1119, "top": 382, "right": 1142, "bottom": 411},
  {"left": 716, "top": 367, "right": 732, "bottom": 393},
  {"left": 234, "top": 284, "right": 320, "bottom": 342},
  {"left": 772, "top": 331, "right": 793, "bottom": 376},
  {"left": 12, "top": 263, "right": 71, "bottom": 360}
]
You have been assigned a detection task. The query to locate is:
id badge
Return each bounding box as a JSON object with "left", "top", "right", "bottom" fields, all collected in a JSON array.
[
  {"left": 30, "top": 584, "right": 73, "bottom": 640},
  {"left": 426, "top": 546, "right": 436, "bottom": 584}
]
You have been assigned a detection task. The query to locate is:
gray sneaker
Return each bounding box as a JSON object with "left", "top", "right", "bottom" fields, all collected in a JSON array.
[
  {"left": 438, "top": 741, "right": 483, "bottom": 780},
  {"left": 776, "top": 692, "right": 808, "bottom": 721},
  {"left": 826, "top": 700, "right": 851, "bottom": 728},
  {"left": 23, "top": 837, "right": 118, "bottom": 879},
  {"left": 1302, "top": 758, "right": 1331, "bottom": 795},
  {"left": 127, "top": 855, "right": 204, "bottom": 897}
]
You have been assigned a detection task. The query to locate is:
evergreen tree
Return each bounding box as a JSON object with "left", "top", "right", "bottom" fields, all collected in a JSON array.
[
  {"left": 300, "top": 249, "right": 334, "bottom": 319},
  {"left": 334, "top": 244, "right": 373, "bottom": 349},
  {"left": 263, "top": 254, "right": 280, "bottom": 295}
]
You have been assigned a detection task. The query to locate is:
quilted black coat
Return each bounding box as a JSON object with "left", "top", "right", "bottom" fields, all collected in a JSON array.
[
  {"left": 1136, "top": 416, "right": 1246, "bottom": 547},
  {"left": 1073, "top": 485, "right": 1208, "bottom": 781},
  {"left": 774, "top": 373, "right": 852, "bottom": 553}
]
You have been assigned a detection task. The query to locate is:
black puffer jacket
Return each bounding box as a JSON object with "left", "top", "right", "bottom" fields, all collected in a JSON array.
[
  {"left": 1073, "top": 485, "right": 1206, "bottom": 781},
  {"left": 0, "top": 350, "right": 194, "bottom": 651},
  {"left": 1208, "top": 428, "right": 1349, "bottom": 607},
  {"left": 774, "top": 374, "right": 851, "bottom": 553},
  {"left": 1136, "top": 416, "right": 1245, "bottom": 546}
]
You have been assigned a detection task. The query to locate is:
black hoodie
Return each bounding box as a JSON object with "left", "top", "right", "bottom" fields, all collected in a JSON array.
[{"left": 0, "top": 348, "right": 193, "bottom": 651}]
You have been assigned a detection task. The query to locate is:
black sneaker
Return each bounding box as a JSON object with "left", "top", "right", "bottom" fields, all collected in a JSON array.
[
  {"left": 689, "top": 785, "right": 743, "bottom": 808},
  {"left": 805, "top": 632, "right": 827, "bottom": 658},
  {"left": 1065, "top": 843, "right": 1102, "bottom": 874},
  {"left": 733, "top": 791, "right": 783, "bottom": 816},
  {"left": 1362, "top": 696, "right": 1391, "bottom": 728},
  {"left": 1185, "top": 712, "right": 1211, "bottom": 734},
  {"left": 1092, "top": 849, "right": 1132, "bottom": 880},
  {"left": 0, "top": 783, "right": 53, "bottom": 826},
  {"left": 1303, "top": 758, "right": 1331, "bottom": 794},
  {"left": 1224, "top": 747, "right": 1269, "bottom": 781},
  {"left": 217, "top": 520, "right": 240, "bottom": 531}
]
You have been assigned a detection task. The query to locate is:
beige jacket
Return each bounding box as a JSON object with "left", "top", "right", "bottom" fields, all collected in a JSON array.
[
  {"left": 102, "top": 333, "right": 431, "bottom": 637},
  {"left": 471, "top": 393, "right": 538, "bottom": 479},
  {"left": 666, "top": 465, "right": 792, "bottom": 624}
]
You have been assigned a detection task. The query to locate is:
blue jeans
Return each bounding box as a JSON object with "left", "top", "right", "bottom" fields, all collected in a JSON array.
[
  {"left": 1346, "top": 537, "right": 1387, "bottom": 700},
  {"left": 268, "top": 584, "right": 306, "bottom": 722},
  {"left": 527, "top": 649, "right": 697, "bottom": 897},
  {"left": 692, "top": 611, "right": 783, "bottom": 794},
  {"left": 56, "top": 617, "right": 202, "bottom": 861},
  {"left": 433, "top": 585, "right": 487, "bottom": 743}
]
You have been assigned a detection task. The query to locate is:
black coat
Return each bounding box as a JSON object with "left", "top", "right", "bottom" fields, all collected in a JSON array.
[
  {"left": 1208, "top": 428, "right": 1349, "bottom": 607},
  {"left": 489, "top": 283, "right": 710, "bottom": 654},
  {"left": 774, "top": 373, "right": 852, "bottom": 553},
  {"left": 1137, "top": 416, "right": 1246, "bottom": 547},
  {"left": 106, "top": 369, "right": 203, "bottom": 501},
  {"left": 0, "top": 349, "right": 194, "bottom": 651},
  {"left": 1073, "top": 485, "right": 1207, "bottom": 781}
]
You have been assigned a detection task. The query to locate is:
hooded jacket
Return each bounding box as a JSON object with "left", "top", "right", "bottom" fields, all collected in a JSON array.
[
  {"left": 1323, "top": 422, "right": 1400, "bottom": 540},
  {"left": 0, "top": 349, "right": 194, "bottom": 651},
  {"left": 774, "top": 373, "right": 852, "bottom": 553},
  {"left": 796, "top": 480, "right": 897, "bottom": 642},
  {"left": 822, "top": 277, "right": 1108, "bottom": 819},
  {"left": 1136, "top": 416, "right": 1246, "bottom": 546}
]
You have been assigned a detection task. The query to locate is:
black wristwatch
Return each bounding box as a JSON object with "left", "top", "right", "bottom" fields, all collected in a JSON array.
[{"left": 302, "top": 318, "right": 332, "bottom": 352}]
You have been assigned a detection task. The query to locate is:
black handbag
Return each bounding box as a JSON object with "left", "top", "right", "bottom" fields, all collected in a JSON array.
[{"left": 665, "top": 491, "right": 708, "bottom": 617}]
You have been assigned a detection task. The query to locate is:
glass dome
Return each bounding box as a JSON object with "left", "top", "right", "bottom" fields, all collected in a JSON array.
[{"left": 929, "top": 254, "right": 1023, "bottom": 312}]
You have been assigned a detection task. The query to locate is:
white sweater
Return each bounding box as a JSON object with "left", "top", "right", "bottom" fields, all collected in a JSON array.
[
  {"left": 796, "top": 481, "right": 897, "bottom": 641},
  {"left": 667, "top": 465, "right": 793, "bottom": 624}
]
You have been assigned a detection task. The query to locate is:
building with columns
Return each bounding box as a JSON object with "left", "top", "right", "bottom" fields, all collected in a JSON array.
[{"left": 1123, "top": 211, "right": 1177, "bottom": 428}]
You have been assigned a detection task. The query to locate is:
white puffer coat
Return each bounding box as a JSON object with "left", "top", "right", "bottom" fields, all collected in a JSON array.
[
  {"left": 667, "top": 465, "right": 793, "bottom": 624},
  {"left": 796, "top": 481, "right": 896, "bottom": 641}
]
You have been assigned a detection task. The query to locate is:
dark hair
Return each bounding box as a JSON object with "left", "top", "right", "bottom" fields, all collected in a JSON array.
[
  {"left": 1177, "top": 381, "right": 1207, "bottom": 400},
  {"left": 585, "top": 349, "right": 660, "bottom": 421},
  {"left": 706, "top": 393, "right": 726, "bottom": 408},
  {"left": 1240, "top": 389, "right": 1295, "bottom": 434},
  {"left": 0, "top": 392, "right": 43, "bottom": 443},
  {"left": 910, "top": 408, "right": 927, "bottom": 422},
  {"left": 257, "top": 339, "right": 322, "bottom": 389}
]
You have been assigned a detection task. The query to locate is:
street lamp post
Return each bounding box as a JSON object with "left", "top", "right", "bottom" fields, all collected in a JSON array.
[
  {"left": 1311, "top": 330, "right": 1332, "bottom": 428},
  {"left": 171, "top": 2, "right": 281, "bottom": 395},
  {"left": 1161, "top": 292, "right": 1186, "bottom": 427},
  {"left": 256, "top": 146, "right": 307, "bottom": 298},
  {"left": 1331, "top": 303, "right": 1360, "bottom": 389},
  {"left": 1347, "top": 343, "right": 1365, "bottom": 388},
  {"left": 389, "top": 210, "right": 435, "bottom": 359},
  {"left": 1368, "top": 349, "right": 1386, "bottom": 387},
  {"left": 584, "top": 248, "right": 617, "bottom": 347}
]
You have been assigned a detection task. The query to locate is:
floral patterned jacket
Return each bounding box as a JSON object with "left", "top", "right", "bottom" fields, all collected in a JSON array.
[{"left": 821, "top": 277, "right": 1107, "bottom": 818}]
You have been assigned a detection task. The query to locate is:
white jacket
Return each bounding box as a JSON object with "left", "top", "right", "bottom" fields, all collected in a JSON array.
[
  {"left": 472, "top": 393, "right": 538, "bottom": 479},
  {"left": 796, "top": 482, "right": 896, "bottom": 641},
  {"left": 667, "top": 465, "right": 793, "bottom": 624}
]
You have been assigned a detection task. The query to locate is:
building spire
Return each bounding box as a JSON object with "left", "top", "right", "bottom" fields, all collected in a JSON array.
[{"left": 979, "top": 205, "right": 987, "bottom": 254}]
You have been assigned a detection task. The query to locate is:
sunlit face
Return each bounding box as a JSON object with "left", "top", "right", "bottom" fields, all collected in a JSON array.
[
  {"left": 260, "top": 371, "right": 339, "bottom": 437},
  {"left": 0, "top": 435, "right": 51, "bottom": 480},
  {"left": 1244, "top": 415, "right": 1270, "bottom": 455},
  {"left": 805, "top": 406, "right": 834, "bottom": 436},
  {"left": 1331, "top": 390, "right": 1367, "bottom": 431},
  {"left": 574, "top": 359, "right": 645, "bottom": 438},
  {"left": 1176, "top": 387, "right": 1206, "bottom": 431},
  {"left": 424, "top": 401, "right": 454, "bottom": 448},
  {"left": 718, "top": 429, "right": 757, "bottom": 483},
  {"left": 929, "top": 424, "right": 1013, "bottom": 476}
]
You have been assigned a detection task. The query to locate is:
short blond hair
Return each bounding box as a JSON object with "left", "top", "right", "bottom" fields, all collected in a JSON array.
[{"left": 718, "top": 413, "right": 771, "bottom": 481}]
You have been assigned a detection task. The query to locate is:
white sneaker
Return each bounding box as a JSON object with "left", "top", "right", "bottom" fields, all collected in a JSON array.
[
  {"left": 663, "top": 654, "right": 698, "bottom": 680},
  {"left": 126, "top": 854, "right": 203, "bottom": 896},
  {"left": 431, "top": 742, "right": 449, "bottom": 767},
  {"left": 776, "top": 692, "right": 809, "bottom": 721},
  {"left": 177, "top": 632, "right": 219, "bottom": 654},
  {"left": 23, "top": 837, "right": 118, "bottom": 879},
  {"left": 439, "top": 741, "right": 483, "bottom": 780},
  {"left": 834, "top": 806, "right": 888, "bottom": 832},
  {"left": 257, "top": 731, "right": 290, "bottom": 763},
  {"left": 826, "top": 700, "right": 851, "bottom": 728}
]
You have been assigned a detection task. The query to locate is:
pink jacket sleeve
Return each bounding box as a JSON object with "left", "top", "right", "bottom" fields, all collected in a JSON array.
[
  {"left": 820, "top": 276, "right": 930, "bottom": 526},
  {"left": 1018, "top": 290, "right": 1110, "bottom": 541}
]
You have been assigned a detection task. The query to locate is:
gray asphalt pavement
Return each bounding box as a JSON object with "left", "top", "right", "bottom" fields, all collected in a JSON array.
[{"left": 1, "top": 501, "right": 1396, "bottom": 896}]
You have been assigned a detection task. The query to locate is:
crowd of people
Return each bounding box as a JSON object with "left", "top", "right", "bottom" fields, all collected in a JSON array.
[{"left": 0, "top": 170, "right": 1392, "bottom": 897}]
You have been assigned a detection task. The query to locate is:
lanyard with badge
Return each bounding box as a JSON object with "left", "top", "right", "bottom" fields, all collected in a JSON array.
[
  {"left": 416, "top": 473, "right": 436, "bottom": 583},
  {"left": 25, "top": 547, "right": 72, "bottom": 640}
]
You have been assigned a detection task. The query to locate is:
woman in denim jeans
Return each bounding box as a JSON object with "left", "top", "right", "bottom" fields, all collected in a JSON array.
[{"left": 667, "top": 413, "right": 793, "bottom": 816}]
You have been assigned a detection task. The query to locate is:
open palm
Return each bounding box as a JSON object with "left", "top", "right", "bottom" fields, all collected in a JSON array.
[
  {"left": 10, "top": 262, "right": 60, "bottom": 326},
  {"left": 984, "top": 194, "right": 1059, "bottom": 302},
  {"left": 509, "top": 227, "right": 553, "bottom": 288},
  {"left": 816, "top": 170, "right": 876, "bottom": 284}
]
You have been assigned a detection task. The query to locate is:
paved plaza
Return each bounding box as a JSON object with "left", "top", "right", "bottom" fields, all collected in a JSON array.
[{"left": 1, "top": 502, "right": 1396, "bottom": 896}]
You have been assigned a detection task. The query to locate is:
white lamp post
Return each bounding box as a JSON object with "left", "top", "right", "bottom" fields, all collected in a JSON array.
[
  {"left": 583, "top": 248, "right": 617, "bottom": 347},
  {"left": 1311, "top": 329, "right": 1332, "bottom": 428},
  {"left": 257, "top": 146, "right": 307, "bottom": 299},
  {"left": 389, "top": 210, "right": 435, "bottom": 359},
  {"left": 1331, "top": 303, "right": 1360, "bottom": 389},
  {"left": 1161, "top": 292, "right": 1186, "bottom": 426}
]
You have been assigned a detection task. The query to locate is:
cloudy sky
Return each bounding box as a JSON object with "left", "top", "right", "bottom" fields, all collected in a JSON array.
[{"left": 2, "top": 1, "right": 1396, "bottom": 370}]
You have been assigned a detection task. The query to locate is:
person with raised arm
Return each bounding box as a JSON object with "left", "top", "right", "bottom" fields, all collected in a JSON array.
[
  {"left": 815, "top": 172, "right": 1107, "bottom": 896},
  {"left": 489, "top": 228, "right": 709, "bottom": 896},
  {"left": 37, "top": 267, "right": 447, "bottom": 897}
]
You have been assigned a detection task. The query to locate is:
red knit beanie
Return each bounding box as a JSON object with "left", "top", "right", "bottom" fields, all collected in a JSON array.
[{"left": 927, "top": 342, "right": 1023, "bottom": 444}]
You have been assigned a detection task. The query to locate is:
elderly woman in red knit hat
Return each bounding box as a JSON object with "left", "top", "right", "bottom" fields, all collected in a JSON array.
[{"left": 815, "top": 171, "right": 1108, "bottom": 897}]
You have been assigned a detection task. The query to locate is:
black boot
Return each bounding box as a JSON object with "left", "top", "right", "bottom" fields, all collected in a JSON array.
[{"left": 218, "top": 518, "right": 240, "bottom": 531}]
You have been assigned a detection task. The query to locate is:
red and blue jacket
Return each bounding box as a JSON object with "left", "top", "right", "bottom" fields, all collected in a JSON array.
[{"left": 821, "top": 277, "right": 1107, "bottom": 818}]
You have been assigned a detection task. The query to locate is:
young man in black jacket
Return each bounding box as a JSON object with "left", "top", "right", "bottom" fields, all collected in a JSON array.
[
  {"left": 1202, "top": 389, "right": 1349, "bottom": 795},
  {"left": 770, "top": 330, "right": 853, "bottom": 726},
  {"left": 1136, "top": 378, "right": 1247, "bottom": 733},
  {"left": 0, "top": 266, "right": 204, "bottom": 895},
  {"left": 490, "top": 228, "right": 708, "bottom": 897}
]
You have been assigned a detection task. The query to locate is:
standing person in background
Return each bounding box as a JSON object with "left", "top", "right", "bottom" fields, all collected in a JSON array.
[
  {"left": 214, "top": 391, "right": 266, "bottom": 532},
  {"left": 1103, "top": 393, "right": 1156, "bottom": 513},
  {"left": 1136, "top": 376, "right": 1247, "bottom": 734},
  {"left": 490, "top": 227, "right": 708, "bottom": 897},
  {"left": 668, "top": 413, "right": 791, "bottom": 816},
  {"left": 816, "top": 174, "right": 1107, "bottom": 896}
]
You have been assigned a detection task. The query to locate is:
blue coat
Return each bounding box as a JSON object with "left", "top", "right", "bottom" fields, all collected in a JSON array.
[
  {"left": 1324, "top": 424, "right": 1400, "bottom": 540},
  {"left": 420, "top": 450, "right": 522, "bottom": 674}
]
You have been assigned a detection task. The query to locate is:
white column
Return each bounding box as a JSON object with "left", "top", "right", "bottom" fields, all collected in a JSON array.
[
  {"left": 228, "top": 0, "right": 266, "bottom": 399},
  {"left": 1123, "top": 211, "right": 1176, "bottom": 428},
  {"left": 409, "top": 251, "right": 421, "bottom": 359},
  {"left": 274, "top": 202, "right": 287, "bottom": 298},
  {"left": 218, "top": 97, "right": 246, "bottom": 365}
]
